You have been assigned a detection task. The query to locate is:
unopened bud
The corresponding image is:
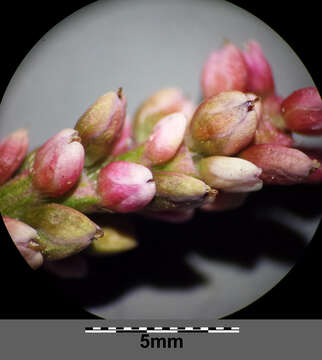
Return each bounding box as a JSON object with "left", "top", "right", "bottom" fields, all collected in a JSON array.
[
  {"left": 115, "top": 113, "right": 188, "bottom": 167},
  {"left": 239, "top": 144, "right": 318, "bottom": 185},
  {"left": 3, "top": 216, "right": 43, "bottom": 270},
  {"left": 21, "top": 203, "right": 102, "bottom": 261},
  {"left": 188, "top": 91, "right": 258, "bottom": 156},
  {"left": 97, "top": 161, "right": 156, "bottom": 213},
  {"left": 88, "top": 214, "right": 137, "bottom": 255},
  {"left": 143, "top": 112, "right": 187, "bottom": 166},
  {"left": 199, "top": 156, "right": 263, "bottom": 192},
  {"left": 295, "top": 147, "right": 322, "bottom": 184},
  {"left": 75, "top": 89, "right": 127, "bottom": 166},
  {"left": 147, "top": 171, "right": 213, "bottom": 211},
  {"left": 281, "top": 87, "right": 322, "bottom": 135},
  {"left": 243, "top": 40, "right": 275, "bottom": 97},
  {"left": 0, "top": 129, "right": 29, "bottom": 185},
  {"left": 201, "top": 43, "right": 248, "bottom": 98},
  {"left": 90, "top": 227, "right": 137, "bottom": 254},
  {"left": 133, "top": 88, "right": 194, "bottom": 144},
  {"left": 32, "top": 129, "right": 85, "bottom": 197}
]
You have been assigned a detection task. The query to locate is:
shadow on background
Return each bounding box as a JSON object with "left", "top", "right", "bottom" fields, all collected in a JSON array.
[{"left": 43, "top": 183, "right": 321, "bottom": 311}]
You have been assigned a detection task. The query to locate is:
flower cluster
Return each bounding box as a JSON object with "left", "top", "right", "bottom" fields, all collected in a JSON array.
[{"left": 1, "top": 40, "right": 321, "bottom": 271}]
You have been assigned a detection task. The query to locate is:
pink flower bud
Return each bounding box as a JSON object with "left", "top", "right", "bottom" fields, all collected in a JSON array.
[
  {"left": 281, "top": 87, "right": 322, "bottom": 135},
  {"left": 243, "top": 40, "right": 275, "bottom": 98},
  {"left": 110, "top": 115, "right": 134, "bottom": 157},
  {"left": 295, "top": 147, "right": 322, "bottom": 184},
  {"left": 32, "top": 128, "right": 85, "bottom": 197},
  {"left": 97, "top": 161, "right": 156, "bottom": 213},
  {"left": 75, "top": 89, "right": 127, "bottom": 165},
  {"left": 239, "top": 144, "right": 317, "bottom": 185},
  {"left": 200, "top": 192, "right": 248, "bottom": 212},
  {"left": 199, "top": 156, "right": 263, "bottom": 192},
  {"left": 3, "top": 216, "right": 43, "bottom": 270},
  {"left": 201, "top": 43, "right": 248, "bottom": 98},
  {"left": 254, "top": 119, "right": 294, "bottom": 146},
  {"left": 0, "top": 129, "right": 29, "bottom": 185},
  {"left": 143, "top": 112, "right": 187, "bottom": 165},
  {"left": 133, "top": 88, "right": 194, "bottom": 144},
  {"left": 188, "top": 91, "right": 258, "bottom": 156}
]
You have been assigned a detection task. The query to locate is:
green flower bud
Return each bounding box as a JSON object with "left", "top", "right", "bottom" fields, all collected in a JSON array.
[
  {"left": 21, "top": 203, "right": 102, "bottom": 261},
  {"left": 148, "top": 171, "right": 213, "bottom": 211},
  {"left": 88, "top": 215, "right": 137, "bottom": 255},
  {"left": 75, "top": 89, "right": 127, "bottom": 167}
]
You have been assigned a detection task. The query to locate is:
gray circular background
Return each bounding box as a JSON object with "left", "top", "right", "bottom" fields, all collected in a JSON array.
[{"left": 1, "top": 0, "right": 321, "bottom": 319}]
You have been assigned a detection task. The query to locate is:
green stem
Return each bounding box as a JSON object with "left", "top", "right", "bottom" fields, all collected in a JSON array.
[
  {"left": 113, "top": 144, "right": 145, "bottom": 164},
  {"left": 0, "top": 172, "right": 42, "bottom": 218},
  {"left": 0, "top": 170, "right": 102, "bottom": 219},
  {"left": 0, "top": 141, "right": 207, "bottom": 220},
  {"left": 58, "top": 172, "right": 102, "bottom": 213}
]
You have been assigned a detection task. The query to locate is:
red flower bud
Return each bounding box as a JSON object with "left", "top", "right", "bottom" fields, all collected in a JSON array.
[
  {"left": 295, "top": 147, "right": 322, "bottom": 184},
  {"left": 281, "top": 87, "right": 322, "bottom": 135},
  {"left": 201, "top": 43, "right": 248, "bottom": 98},
  {"left": 243, "top": 40, "right": 275, "bottom": 98},
  {"left": 32, "top": 129, "right": 85, "bottom": 197},
  {"left": 239, "top": 144, "right": 317, "bottom": 185},
  {"left": 0, "top": 129, "right": 29, "bottom": 185},
  {"left": 97, "top": 161, "right": 156, "bottom": 213}
]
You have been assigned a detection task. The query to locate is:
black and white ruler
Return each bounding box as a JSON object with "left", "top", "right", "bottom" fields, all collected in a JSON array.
[{"left": 85, "top": 326, "right": 240, "bottom": 334}]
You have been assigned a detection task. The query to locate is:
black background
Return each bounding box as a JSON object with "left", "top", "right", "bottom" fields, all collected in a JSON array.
[{"left": 0, "top": 0, "right": 321, "bottom": 319}]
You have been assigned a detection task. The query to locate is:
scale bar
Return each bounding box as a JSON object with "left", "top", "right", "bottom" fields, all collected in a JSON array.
[{"left": 85, "top": 326, "right": 240, "bottom": 334}]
